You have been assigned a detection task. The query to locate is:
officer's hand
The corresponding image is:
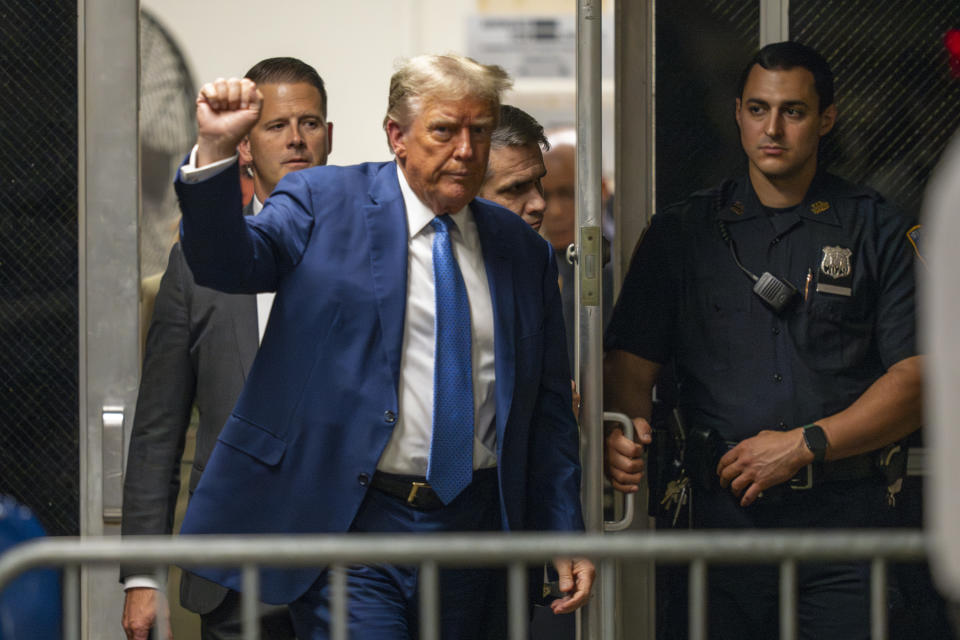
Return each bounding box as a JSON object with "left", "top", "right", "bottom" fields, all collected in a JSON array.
[
  {"left": 122, "top": 587, "right": 172, "bottom": 640},
  {"left": 604, "top": 417, "right": 652, "bottom": 493},
  {"left": 716, "top": 429, "right": 814, "bottom": 507},
  {"left": 550, "top": 557, "right": 596, "bottom": 614},
  {"left": 195, "top": 77, "right": 262, "bottom": 167}
]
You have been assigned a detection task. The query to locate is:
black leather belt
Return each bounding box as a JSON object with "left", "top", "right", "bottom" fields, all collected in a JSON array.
[
  {"left": 370, "top": 472, "right": 446, "bottom": 510},
  {"left": 370, "top": 468, "right": 498, "bottom": 510},
  {"left": 789, "top": 453, "right": 878, "bottom": 490}
]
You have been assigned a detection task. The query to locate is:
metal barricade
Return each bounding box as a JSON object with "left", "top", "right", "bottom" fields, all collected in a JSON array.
[{"left": 0, "top": 530, "right": 927, "bottom": 640}]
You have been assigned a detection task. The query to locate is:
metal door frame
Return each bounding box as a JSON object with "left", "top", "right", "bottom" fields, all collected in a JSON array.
[
  {"left": 760, "top": 0, "right": 791, "bottom": 47},
  {"left": 78, "top": 0, "right": 141, "bottom": 637}
]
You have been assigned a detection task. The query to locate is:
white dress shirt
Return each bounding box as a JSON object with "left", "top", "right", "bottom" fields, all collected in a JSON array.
[
  {"left": 376, "top": 165, "right": 498, "bottom": 475},
  {"left": 248, "top": 195, "right": 276, "bottom": 343}
]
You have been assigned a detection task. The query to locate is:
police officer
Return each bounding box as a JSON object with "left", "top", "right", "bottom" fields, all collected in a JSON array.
[{"left": 604, "top": 41, "right": 922, "bottom": 639}]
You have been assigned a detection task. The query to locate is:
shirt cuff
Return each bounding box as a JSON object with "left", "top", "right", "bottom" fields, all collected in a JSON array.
[
  {"left": 179, "top": 144, "right": 238, "bottom": 183},
  {"left": 123, "top": 575, "right": 162, "bottom": 591}
]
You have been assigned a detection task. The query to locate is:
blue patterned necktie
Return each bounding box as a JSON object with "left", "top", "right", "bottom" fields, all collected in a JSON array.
[{"left": 427, "top": 215, "right": 474, "bottom": 505}]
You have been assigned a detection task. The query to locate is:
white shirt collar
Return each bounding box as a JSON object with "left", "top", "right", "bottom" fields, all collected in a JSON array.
[
  {"left": 251, "top": 194, "right": 264, "bottom": 215},
  {"left": 395, "top": 161, "right": 470, "bottom": 239}
]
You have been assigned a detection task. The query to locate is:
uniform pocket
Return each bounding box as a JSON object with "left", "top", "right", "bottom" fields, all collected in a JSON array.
[{"left": 694, "top": 284, "right": 752, "bottom": 372}]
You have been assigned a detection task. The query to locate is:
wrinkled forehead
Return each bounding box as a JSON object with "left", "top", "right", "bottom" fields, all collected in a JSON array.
[{"left": 409, "top": 91, "right": 498, "bottom": 123}]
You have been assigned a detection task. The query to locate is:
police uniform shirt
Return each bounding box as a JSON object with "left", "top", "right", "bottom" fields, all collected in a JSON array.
[{"left": 605, "top": 172, "right": 918, "bottom": 442}]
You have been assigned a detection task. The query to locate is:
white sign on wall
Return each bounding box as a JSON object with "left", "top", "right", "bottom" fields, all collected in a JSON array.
[{"left": 467, "top": 14, "right": 614, "bottom": 79}]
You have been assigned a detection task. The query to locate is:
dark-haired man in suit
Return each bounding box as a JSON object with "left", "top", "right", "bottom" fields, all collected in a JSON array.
[
  {"left": 120, "top": 56, "right": 332, "bottom": 640},
  {"left": 478, "top": 104, "right": 549, "bottom": 231}
]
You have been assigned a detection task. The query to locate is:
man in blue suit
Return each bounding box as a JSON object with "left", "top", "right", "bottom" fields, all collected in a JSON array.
[{"left": 175, "top": 54, "right": 594, "bottom": 638}]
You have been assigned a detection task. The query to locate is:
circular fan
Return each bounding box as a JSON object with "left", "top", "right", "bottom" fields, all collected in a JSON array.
[{"left": 139, "top": 9, "right": 197, "bottom": 277}]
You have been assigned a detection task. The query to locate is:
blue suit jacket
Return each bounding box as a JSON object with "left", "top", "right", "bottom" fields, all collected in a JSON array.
[{"left": 175, "top": 160, "right": 584, "bottom": 604}]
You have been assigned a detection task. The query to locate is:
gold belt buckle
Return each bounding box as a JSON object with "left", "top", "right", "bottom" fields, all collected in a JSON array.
[{"left": 407, "top": 481, "right": 428, "bottom": 504}]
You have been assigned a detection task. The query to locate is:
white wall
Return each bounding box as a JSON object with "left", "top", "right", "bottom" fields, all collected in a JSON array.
[
  {"left": 141, "top": 0, "right": 476, "bottom": 166},
  {"left": 141, "top": 0, "right": 614, "bottom": 172}
]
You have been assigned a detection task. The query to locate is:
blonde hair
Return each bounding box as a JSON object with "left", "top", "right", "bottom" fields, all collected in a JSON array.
[{"left": 383, "top": 54, "right": 513, "bottom": 152}]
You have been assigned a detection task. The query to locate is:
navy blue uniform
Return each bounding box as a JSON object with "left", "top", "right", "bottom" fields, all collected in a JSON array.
[{"left": 605, "top": 172, "right": 918, "bottom": 639}]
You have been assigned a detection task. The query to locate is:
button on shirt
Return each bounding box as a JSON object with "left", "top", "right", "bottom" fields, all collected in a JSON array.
[{"left": 376, "top": 165, "right": 498, "bottom": 475}]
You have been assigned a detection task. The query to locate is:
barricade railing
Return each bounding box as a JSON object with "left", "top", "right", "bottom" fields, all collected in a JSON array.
[{"left": 0, "top": 530, "right": 927, "bottom": 640}]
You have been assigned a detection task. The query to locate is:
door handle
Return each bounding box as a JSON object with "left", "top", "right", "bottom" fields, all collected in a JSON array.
[
  {"left": 102, "top": 407, "right": 124, "bottom": 524},
  {"left": 603, "top": 411, "right": 636, "bottom": 532}
]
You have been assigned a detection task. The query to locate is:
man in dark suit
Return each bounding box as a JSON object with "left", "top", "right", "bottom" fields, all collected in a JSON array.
[
  {"left": 479, "top": 105, "right": 581, "bottom": 640},
  {"left": 174, "top": 54, "right": 594, "bottom": 638},
  {"left": 120, "top": 57, "right": 332, "bottom": 640},
  {"left": 478, "top": 104, "right": 548, "bottom": 231}
]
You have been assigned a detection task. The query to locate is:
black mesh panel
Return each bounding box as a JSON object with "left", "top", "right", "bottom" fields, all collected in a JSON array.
[
  {"left": 655, "top": 0, "right": 759, "bottom": 208},
  {"left": 0, "top": 1, "right": 79, "bottom": 536},
  {"left": 792, "top": 0, "right": 960, "bottom": 218}
]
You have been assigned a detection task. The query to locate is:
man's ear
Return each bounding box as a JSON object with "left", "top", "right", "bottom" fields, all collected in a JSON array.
[
  {"left": 386, "top": 119, "right": 407, "bottom": 159},
  {"left": 326, "top": 122, "right": 334, "bottom": 155},
  {"left": 819, "top": 103, "right": 838, "bottom": 137},
  {"left": 238, "top": 136, "right": 253, "bottom": 166},
  {"left": 734, "top": 98, "right": 743, "bottom": 131}
]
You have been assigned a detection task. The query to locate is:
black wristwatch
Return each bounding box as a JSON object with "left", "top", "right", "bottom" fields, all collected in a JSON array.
[{"left": 802, "top": 423, "right": 828, "bottom": 463}]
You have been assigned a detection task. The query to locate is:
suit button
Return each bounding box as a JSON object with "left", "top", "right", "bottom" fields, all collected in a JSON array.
[
  {"left": 384, "top": 410, "right": 396, "bottom": 423},
  {"left": 773, "top": 373, "right": 783, "bottom": 382},
  {"left": 358, "top": 473, "right": 370, "bottom": 487}
]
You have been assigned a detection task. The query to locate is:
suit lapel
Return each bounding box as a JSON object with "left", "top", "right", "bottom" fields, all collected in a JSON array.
[
  {"left": 363, "top": 163, "right": 409, "bottom": 389},
  {"left": 472, "top": 202, "right": 515, "bottom": 445}
]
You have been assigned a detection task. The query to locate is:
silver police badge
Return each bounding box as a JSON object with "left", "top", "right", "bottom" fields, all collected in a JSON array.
[
  {"left": 816, "top": 246, "right": 854, "bottom": 296},
  {"left": 820, "top": 246, "right": 852, "bottom": 279}
]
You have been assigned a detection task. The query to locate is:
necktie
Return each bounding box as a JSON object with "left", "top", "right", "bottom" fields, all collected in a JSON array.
[{"left": 427, "top": 215, "right": 474, "bottom": 505}]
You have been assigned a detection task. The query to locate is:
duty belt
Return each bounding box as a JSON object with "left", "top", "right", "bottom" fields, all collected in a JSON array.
[
  {"left": 720, "top": 440, "right": 881, "bottom": 491},
  {"left": 787, "top": 452, "right": 878, "bottom": 490}
]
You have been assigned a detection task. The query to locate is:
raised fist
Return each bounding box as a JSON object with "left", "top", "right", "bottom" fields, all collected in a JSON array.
[{"left": 195, "top": 77, "right": 262, "bottom": 166}]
